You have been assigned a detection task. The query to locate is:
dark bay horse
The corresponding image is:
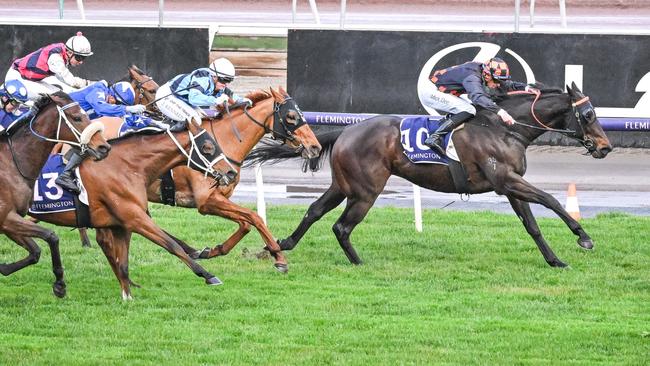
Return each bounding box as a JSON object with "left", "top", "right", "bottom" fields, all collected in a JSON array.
[
  {"left": 30, "top": 120, "right": 237, "bottom": 299},
  {"left": 0, "top": 92, "right": 110, "bottom": 297},
  {"left": 146, "top": 87, "right": 322, "bottom": 272},
  {"left": 245, "top": 83, "right": 612, "bottom": 267}
]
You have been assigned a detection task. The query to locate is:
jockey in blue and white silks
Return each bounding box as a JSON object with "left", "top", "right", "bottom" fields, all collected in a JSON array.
[
  {"left": 69, "top": 80, "right": 145, "bottom": 119},
  {"left": 0, "top": 79, "right": 29, "bottom": 134},
  {"left": 155, "top": 57, "right": 252, "bottom": 129},
  {"left": 54, "top": 81, "right": 145, "bottom": 195}
]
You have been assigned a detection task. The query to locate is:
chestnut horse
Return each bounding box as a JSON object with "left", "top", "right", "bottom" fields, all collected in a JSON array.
[
  {"left": 0, "top": 92, "right": 110, "bottom": 297},
  {"left": 78, "top": 87, "right": 322, "bottom": 273},
  {"left": 147, "top": 87, "right": 322, "bottom": 272},
  {"left": 245, "top": 83, "right": 613, "bottom": 268},
  {"left": 30, "top": 120, "right": 238, "bottom": 299}
]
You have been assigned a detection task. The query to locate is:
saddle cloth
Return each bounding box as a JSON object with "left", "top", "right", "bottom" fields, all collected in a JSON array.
[
  {"left": 399, "top": 116, "right": 460, "bottom": 164},
  {"left": 96, "top": 114, "right": 168, "bottom": 140},
  {"left": 28, "top": 154, "right": 89, "bottom": 214}
]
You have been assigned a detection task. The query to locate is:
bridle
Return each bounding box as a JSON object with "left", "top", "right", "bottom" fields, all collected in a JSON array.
[
  {"left": 242, "top": 96, "right": 306, "bottom": 148},
  {"left": 132, "top": 76, "right": 156, "bottom": 105},
  {"left": 506, "top": 90, "right": 598, "bottom": 153},
  {"left": 9, "top": 100, "right": 104, "bottom": 180}
]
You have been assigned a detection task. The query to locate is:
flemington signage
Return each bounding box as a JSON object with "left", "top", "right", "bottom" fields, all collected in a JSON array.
[{"left": 288, "top": 30, "right": 650, "bottom": 132}]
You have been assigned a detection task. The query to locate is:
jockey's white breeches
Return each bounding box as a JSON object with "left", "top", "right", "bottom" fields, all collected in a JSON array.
[
  {"left": 155, "top": 83, "right": 202, "bottom": 126},
  {"left": 419, "top": 81, "right": 477, "bottom": 116},
  {"left": 5, "top": 67, "right": 61, "bottom": 100}
]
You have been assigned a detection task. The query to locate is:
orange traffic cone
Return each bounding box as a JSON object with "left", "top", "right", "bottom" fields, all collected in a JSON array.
[{"left": 565, "top": 183, "right": 581, "bottom": 221}]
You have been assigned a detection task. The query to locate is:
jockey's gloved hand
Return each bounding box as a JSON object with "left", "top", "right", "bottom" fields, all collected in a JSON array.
[
  {"left": 214, "top": 94, "right": 229, "bottom": 106},
  {"left": 241, "top": 98, "right": 253, "bottom": 107},
  {"left": 126, "top": 104, "right": 146, "bottom": 114},
  {"left": 525, "top": 85, "right": 540, "bottom": 95},
  {"left": 497, "top": 109, "right": 516, "bottom": 126}
]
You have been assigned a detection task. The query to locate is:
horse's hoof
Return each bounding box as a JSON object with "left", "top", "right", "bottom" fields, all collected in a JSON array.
[
  {"left": 550, "top": 260, "right": 569, "bottom": 268},
  {"left": 274, "top": 263, "right": 289, "bottom": 273},
  {"left": 278, "top": 238, "right": 294, "bottom": 251},
  {"left": 52, "top": 283, "right": 67, "bottom": 298},
  {"left": 206, "top": 277, "right": 223, "bottom": 286},
  {"left": 577, "top": 238, "right": 594, "bottom": 250},
  {"left": 191, "top": 248, "right": 211, "bottom": 260}
]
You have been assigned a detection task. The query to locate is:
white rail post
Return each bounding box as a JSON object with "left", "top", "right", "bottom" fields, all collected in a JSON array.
[
  {"left": 58, "top": 0, "right": 64, "bottom": 19},
  {"left": 514, "top": 0, "right": 521, "bottom": 32},
  {"left": 76, "top": 0, "right": 86, "bottom": 20},
  {"left": 412, "top": 184, "right": 423, "bottom": 232},
  {"left": 340, "top": 0, "right": 347, "bottom": 29},
  {"left": 292, "top": 0, "right": 297, "bottom": 23},
  {"left": 255, "top": 164, "right": 267, "bottom": 225},
  {"left": 559, "top": 0, "right": 567, "bottom": 28},
  {"left": 308, "top": 0, "right": 321, "bottom": 24},
  {"left": 530, "top": 0, "right": 535, "bottom": 27},
  {"left": 158, "top": 0, "right": 164, "bottom": 26}
]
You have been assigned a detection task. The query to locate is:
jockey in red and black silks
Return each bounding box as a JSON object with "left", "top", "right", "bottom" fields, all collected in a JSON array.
[
  {"left": 420, "top": 57, "right": 537, "bottom": 155},
  {"left": 5, "top": 32, "right": 96, "bottom": 101},
  {"left": 12, "top": 43, "right": 71, "bottom": 81}
]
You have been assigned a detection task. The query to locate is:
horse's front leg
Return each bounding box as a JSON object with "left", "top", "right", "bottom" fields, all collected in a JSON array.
[
  {"left": 194, "top": 193, "right": 288, "bottom": 273},
  {"left": 507, "top": 196, "right": 568, "bottom": 267},
  {"left": 500, "top": 172, "right": 593, "bottom": 250}
]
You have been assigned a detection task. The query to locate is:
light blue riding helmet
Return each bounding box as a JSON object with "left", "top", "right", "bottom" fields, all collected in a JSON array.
[
  {"left": 111, "top": 81, "right": 136, "bottom": 105},
  {"left": 0, "top": 80, "right": 29, "bottom": 103}
]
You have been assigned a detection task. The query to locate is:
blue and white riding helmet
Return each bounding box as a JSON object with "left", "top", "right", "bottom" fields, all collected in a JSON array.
[
  {"left": 111, "top": 81, "right": 136, "bottom": 105},
  {"left": 0, "top": 80, "right": 29, "bottom": 103}
]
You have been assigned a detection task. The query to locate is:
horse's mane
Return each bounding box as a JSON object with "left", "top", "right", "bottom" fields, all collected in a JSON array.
[
  {"left": 244, "top": 90, "right": 272, "bottom": 104},
  {"left": 34, "top": 91, "right": 71, "bottom": 110}
]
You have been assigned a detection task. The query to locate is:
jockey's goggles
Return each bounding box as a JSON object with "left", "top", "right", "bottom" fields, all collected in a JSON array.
[
  {"left": 216, "top": 75, "right": 234, "bottom": 84},
  {"left": 73, "top": 54, "right": 87, "bottom": 62}
]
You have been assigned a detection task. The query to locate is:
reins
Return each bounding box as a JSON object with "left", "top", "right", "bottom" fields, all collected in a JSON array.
[
  {"left": 506, "top": 90, "right": 576, "bottom": 134},
  {"left": 505, "top": 90, "right": 595, "bottom": 150}
]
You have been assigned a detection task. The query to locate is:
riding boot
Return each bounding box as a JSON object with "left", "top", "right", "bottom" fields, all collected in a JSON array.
[
  {"left": 55, "top": 151, "right": 85, "bottom": 194},
  {"left": 423, "top": 111, "right": 474, "bottom": 155}
]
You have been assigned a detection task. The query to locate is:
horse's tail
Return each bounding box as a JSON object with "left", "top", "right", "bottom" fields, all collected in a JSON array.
[{"left": 244, "top": 129, "right": 344, "bottom": 172}]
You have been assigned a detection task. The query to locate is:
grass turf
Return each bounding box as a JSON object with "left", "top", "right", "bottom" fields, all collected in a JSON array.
[{"left": 1, "top": 205, "right": 648, "bottom": 365}]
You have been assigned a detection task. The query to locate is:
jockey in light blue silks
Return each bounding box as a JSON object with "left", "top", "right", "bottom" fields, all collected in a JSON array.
[
  {"left": 155, "top": 57, "right": 252, "bottom": 131},
  {"left": 52, "top": 81, "right": 148, "bottom": 194},
  {"left": 0, "top": 79, "right": 30, "bottom": 134}
]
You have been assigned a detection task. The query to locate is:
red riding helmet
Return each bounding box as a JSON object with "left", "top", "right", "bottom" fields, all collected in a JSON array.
[{"left": 483, "top": 57, "right": 511, "bottom": 81}]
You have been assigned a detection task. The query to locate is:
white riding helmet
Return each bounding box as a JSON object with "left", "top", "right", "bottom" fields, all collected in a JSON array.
[
  {"left": 209, "top": 58, "right": 236, "bottom": 81},
  {"left": 65, "top": 31, "right": 93, "bottom": 56}
]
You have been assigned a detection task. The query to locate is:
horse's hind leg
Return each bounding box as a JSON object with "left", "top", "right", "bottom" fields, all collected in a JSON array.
[
  {"left": 1, "top": 212, "right": 66, "bottom": 297},
  {"left": 278, "top": 185, "right": 346, "bottom": 251},
  {"left": 507, "top": 196, "right": 567, "bottom": 268},
  {"left": 332, "top": 198, "right": 375, "bottom": 265},
  {"left": 96, "top": 228, "right": 135, "bottom": 300},
  {"left": 79, "top": 228, "right": 92, "bottom": 248},
  {"left": 0, "top": 232, "right": 41, "bottom": 276}
]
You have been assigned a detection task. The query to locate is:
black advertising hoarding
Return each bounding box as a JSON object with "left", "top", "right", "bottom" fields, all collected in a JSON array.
[
  {"left": 0, "top": 25, "right": 208, "bottom": 85},
  {"left": 287, "top": 29, "right": 650, "bottom": 146}
]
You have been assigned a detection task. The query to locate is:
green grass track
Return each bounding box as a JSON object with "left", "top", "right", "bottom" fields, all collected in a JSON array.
[{"left": 1, "top": 205, "right": 648, "bottom": 365}]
